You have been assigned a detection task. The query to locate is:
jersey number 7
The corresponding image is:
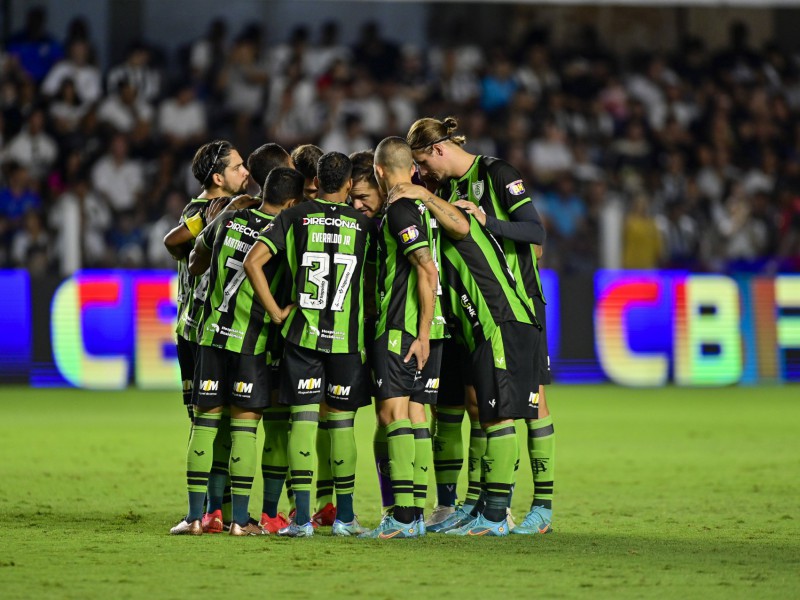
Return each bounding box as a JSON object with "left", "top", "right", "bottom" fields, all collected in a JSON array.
[{"left": 300, "top": 251, "right": 357, "bottom": 311}]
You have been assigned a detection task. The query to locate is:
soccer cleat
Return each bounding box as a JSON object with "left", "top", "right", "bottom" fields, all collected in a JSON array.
[
  {"left": 331, "top": 516, "right": 369, "bottom": 537},
  {"left": 511, "top": 506, "right": 553, "bottom": 535},
  {"left": 170, "top": 518, "right": 202, "bottom": 535},
  {"left": 202, "top": 509, "right": 224, "bottom": 534},
  {"left": 446, "top": 513, "right": 509, "bottom": 537},
  {"left": 278, "top": 520, "right": 315, "bottom": 537},
  {"left": 312, "top": 502, "right": 337, "bottom": 527},
  {"left": 506, "top": 508, "right": 516, "bottom": 531},
  {"left": 416, "top": 516, "right": 427, "bottom": 537},
  {"left": 425, "top": 505, "right": 455, "bottom": 528},
  {"left": 427, "top": 505, "right": 474, "bottom": 533},
  {"left": 260, "top": 512, "right": 290, "bottom": 534},
  {"left": 229, "top": 518, "right": 267, "bottom": 536},
  {"left": 358, "top": 515, "right": 418, "bottom": 539}
]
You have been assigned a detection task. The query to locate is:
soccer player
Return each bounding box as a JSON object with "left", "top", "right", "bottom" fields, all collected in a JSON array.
[
  {"left": 290, "top": 143, "right": 323, "bottom": 200},
  {"left": 244, "top": 152, "right": 372, "bottom": 538},
  {"left": 360, "top": 137, "right": 447, "bottom": 539},
  {"left": 171, "top": 166, "right": 304, "bottom": 537},
  {"left": 244, "top": 142, "right": 295, "bottom": 533},
  {"left": 387, "top": 151, "right": 542, "bottom": 537},
  {"left": 404, "top": 116, "right": 555, "bottom": 535},
  {"left": 165, "top": 140, "right": 249, "bottom": 534}
]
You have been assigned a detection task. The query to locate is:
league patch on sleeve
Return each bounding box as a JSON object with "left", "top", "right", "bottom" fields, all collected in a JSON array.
[
  {"left": 261, "top": 222, "right": 274, "bottom": 234},
  {"left": 399, "top": 225, "right": 420, "bottom": 244},
  {"left": 506, "top": 179, "right": 526, "bottom": 196}
]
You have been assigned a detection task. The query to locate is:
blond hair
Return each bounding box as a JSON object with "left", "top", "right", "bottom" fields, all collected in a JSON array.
[{"left": 407, "top": 116, "right": 466, "bottom": 153}]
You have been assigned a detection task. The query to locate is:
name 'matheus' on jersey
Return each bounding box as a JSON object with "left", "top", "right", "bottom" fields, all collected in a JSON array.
[
  {"left": 258, "top": 199, "right": 372, "bottom": 354},
  {"left": 198, "top": 208, "right": 286, "bottom": 355},
  {"left": 376, "top": 197, "right": 446, "bottom": 341}
]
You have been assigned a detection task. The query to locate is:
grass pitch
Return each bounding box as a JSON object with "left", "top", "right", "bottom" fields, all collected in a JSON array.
[{"left": 1, "top": 385, "right": 799, "bottom": 599}]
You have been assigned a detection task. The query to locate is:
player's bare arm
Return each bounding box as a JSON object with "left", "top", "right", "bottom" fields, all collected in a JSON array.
[
  {"left": 388, "top": 184, "right": 468, "bottom": 240},
  {"left": 243, "top": 242, "right": 293, "bottom": 324},
  {"left": 187, "top": 231, "right": 212, "bottom": 276},
  {"left": 405, "top": 246, "right": 438, "bottom": 369},
  {"left": 164, "top": 223, "right": 195, "bottom": 260}
]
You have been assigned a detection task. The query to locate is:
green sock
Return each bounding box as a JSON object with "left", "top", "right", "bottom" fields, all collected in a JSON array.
[
  {"left": 483, "top": 423, "right": 518, "bottom": 523},
  {"left": 229, "top": 417, "right": 259, "bottom": 525},
  {"left": 528, "top": 415, "right": 555, "bottom": 510},
  {"left": 433, "top": 407, "right": 464, "bottom": 507},
  {"left": 465, "top": 421, "right": 487, "bottom": 506},
  {"left": 207, "top": 412, "right": 231, "bottom": 514},
  {"left": 261, "top": 407, "right": 290, "bottom": 517},
  {"left": 412, "top": 421, "right": 432, "bottom": 513},
  {"left": 186, "top": 409, "right": 221, "bottom": 521},
  {"left": 328, "top": 411, "right": 357, "bottom": 523},
  {"left": 288, "top": 405, "right": 318, "bottom": 525},
  {"left": 315, "top": 416, "right": 334, "bottom": 510},
  {"left": 373, "top": 424, "right": 394, "bottom": 511},
  {"left": 386, "top": 419, "right": 414, "bottom": 511}
]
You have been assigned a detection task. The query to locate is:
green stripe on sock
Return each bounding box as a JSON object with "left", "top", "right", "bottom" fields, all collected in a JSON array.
[
  {"left": 387, "top": 418, "right": 415, "bottom": 508},
  {"left": 412, "top": 421, "right": 432, "bottom": 509}
]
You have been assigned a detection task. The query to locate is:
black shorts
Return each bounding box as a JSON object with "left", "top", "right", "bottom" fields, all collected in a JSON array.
[
  {"left": 471, "top": 321, "right": 540, "bottom": 423},
  {"left": 177, "top": 336, "right": 198, "bottom": 405},
  {"left": 373, "top": 331, "right": 443, "bottom": 404},
  {"left": 532, "top": 295, "right": 551, "bottom": 386},
  {"left": 437, "top": 334, "right": 471, "bottom": 407},
  {"left": 193, "top": 345, "right": 271, "bottom": 410},
  {"left": 364, "top": 316, "right": 378, "bottom": 397},
  {"left": 280, "top": 341, "right": 370, "bottom": 411}
]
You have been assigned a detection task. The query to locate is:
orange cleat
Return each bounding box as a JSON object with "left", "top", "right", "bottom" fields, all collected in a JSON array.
[
  {"left": 202, "top": 509, "right": 224, "bottom": 534},
  {"left": 259, "top": 512, "right": 290, "bottom": 534},
  {"left": 312, "top": 502, "right": 337, "bottom": 527}
]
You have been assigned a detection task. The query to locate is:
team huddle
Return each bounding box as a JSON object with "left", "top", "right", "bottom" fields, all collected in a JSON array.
[{"left": 165, "top": 116, "right": 556, "bottom": 538}]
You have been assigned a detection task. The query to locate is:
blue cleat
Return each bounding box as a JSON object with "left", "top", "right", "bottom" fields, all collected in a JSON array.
[
  {"left": 331, "top": 516, "right": 369, "bottom": 537},
  {"left": 511, "top": 506, "right": 553, "bottom": 535},
  {"left": 447, "top": 513, "right": 509, "bottom": 537},
  {"left": 427, "top": 505, "right": 474, "bottom": 533},
  {"left": 416, "top": 515, "right": 427, "bottom": 537},
  {"left": 358, "top": 515, "right": 419, "bottom": 539},
  {"left": 277, "top": 520, "right": 314, "bottom": 537}
]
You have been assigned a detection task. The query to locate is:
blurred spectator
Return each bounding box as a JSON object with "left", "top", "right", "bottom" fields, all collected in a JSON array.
[
  {"left": 320, "top": 113, "right": 371, "bottom": 156},
  {"left": 622, "top": 193, "right": 662, "bottom": 269},
  {"left": 5, "top": 7, "right": 64, "bottom": 83},
  {"left": 50, "top": 166, "right": 111, "bottom": 274},
  {"left": 108, "top": 209, "right": 146, "bottom": 268},
  {"left": 97, "top": 78, "right": 154, "bottom": 137},
  {"left": 107, "top": 43, "right": 161, "bottom": 103},
  {"left": 529, "top": 120, "right": 573, "bottom": 184},
  {"left": 656, "top": 200, "right": 699, "bottom": 269},
  {"left": 1, "top": 108, "right": 57, "bottom": 180},
  {"left": 480, "top": 53, "right": 518, "bottom": 115},
  {"left": 190, "top": 18, "right": 228, "bottom": 86},
  {"left": 0, "top": 162, "right": 42, "bottom": 223},
  {"left": 147, "top": 189, "right": 184, "bottom": 268},
  {"left": 539, "top": 175, "right": 586, "bottom": 242},
  {"left": 308, "top": 21, "right": 351, "bottom": 78},
  {"left": 158, "top": 81, "right": 207, "bottom": 150},
  {"left": 352, "top": 21, "right": 400, "bottom": 82},
  {"left": 41, "top": 39, "right": 101, "bottom": 105},
  {"left": 90, "top": 134, "right": 144, "bottom": 213},
  {"left": 48, "top": 78, "right": 88, "bottom": 137},
  {"left": 11, "top": 211, "right": 50, "bottom": 274}
]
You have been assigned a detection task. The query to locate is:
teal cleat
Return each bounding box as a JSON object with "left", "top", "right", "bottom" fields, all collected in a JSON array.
[
  {"left": 511, "top": 506, "right": 553, "bottom": 535},
  {"left": 277, "top": 520, "right": 314, "bottom": 537},
  {"left": 331, "top": 516, "right": 369, "bottom": 537},
  {"left": 427, "top": 505, "right": 474, "bottom": 533},
  {"left": 447, "top": 513, "right": 509, "bottom": 537},
  {"left": 358, "top": 515, "right": 419, "bottom": 539}
]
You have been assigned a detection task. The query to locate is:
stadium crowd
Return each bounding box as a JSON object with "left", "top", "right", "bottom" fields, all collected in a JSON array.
[{"left": 1, "top": 8, "right": 799, "bottom": 275}]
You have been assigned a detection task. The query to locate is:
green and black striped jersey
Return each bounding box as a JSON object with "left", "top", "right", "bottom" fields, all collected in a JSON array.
[
  {"left": 258, "top": 199, "right": 371, "bottom": 354},
  {"left": 176, "top": 197, "right": 210, "bottom": 342},
  {"left": 443, "top": 156, "right": 545, "bottom": 302},
  {"left": 376, "top": 197, "right": 446, "bottom": 340},
  {"left": 440, "top": 212, "right": 535, "bottom": 353},
  {"left": 197, "top": 208, "right": 284, "bottom": 355}
]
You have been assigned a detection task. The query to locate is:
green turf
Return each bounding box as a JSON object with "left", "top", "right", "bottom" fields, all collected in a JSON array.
[{"left": 1, "top": 385, "right": 799, "bottom": 599}]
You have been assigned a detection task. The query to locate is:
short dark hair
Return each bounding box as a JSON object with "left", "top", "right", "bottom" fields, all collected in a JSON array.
[
  {"left": 264, "top": 167, "right": 305, "bottom": 206},
  {"left": 290, "top": 144, "right": 323, "bottom": 181},
  {"left": 192, "top": 140, "right": 234, "bottom": 190},
  {"left": 247, "top": 143, "right": 291, "bottom": 191},
  {"left": 317, "top": 152, "right": 352, "bottom": 194},
  {"left": 375, "top": 136, "right": 413, "bottom": 172},
  {"left": 349, "top": 150, "right": 378, "bottom": 188}
]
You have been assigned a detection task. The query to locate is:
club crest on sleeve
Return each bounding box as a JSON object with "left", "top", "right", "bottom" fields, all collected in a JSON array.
[
  {"left": 506, "top": 180, "right": 526, "bottom": 196},
  {"left": 399, "top": 225, "right": 420, "bottom": 244},
  {"left": 261, "top": 222, "right": 274, "bottom": 234}
]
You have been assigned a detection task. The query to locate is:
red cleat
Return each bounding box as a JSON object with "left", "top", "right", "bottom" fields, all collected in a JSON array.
[
  {"left": 312, "top": 502, "right": 337, "bottom": 527},
  {"left": 259, "top": 512, "right": 290, "bottom": 534},
  {"left": 202, "top": 509, "right": 224, "bottom": 534}
]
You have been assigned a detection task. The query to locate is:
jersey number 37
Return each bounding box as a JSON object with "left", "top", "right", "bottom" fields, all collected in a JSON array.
[{"left": 299, "top": 251, "right": 357, "bottom": 311}]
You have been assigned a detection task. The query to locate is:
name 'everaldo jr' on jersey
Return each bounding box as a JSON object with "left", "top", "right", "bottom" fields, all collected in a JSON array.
[{"left": 257, "top": 199, "right": 372, "bottom": 354}]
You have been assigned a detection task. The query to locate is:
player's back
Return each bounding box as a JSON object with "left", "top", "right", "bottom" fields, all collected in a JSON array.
[{"left": 260, "top": 198, "right": 372, "bottom": 354}]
